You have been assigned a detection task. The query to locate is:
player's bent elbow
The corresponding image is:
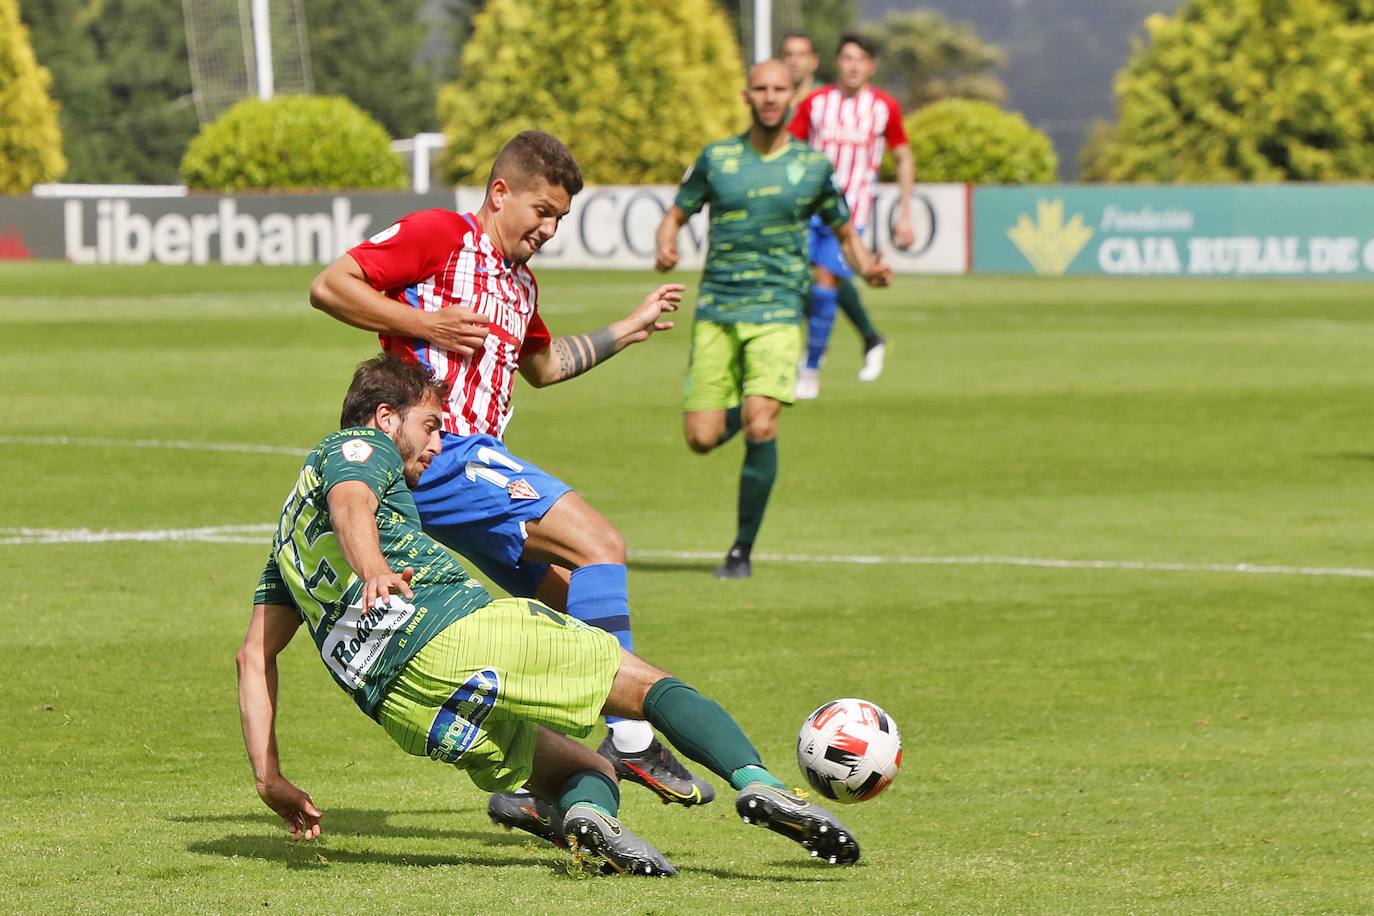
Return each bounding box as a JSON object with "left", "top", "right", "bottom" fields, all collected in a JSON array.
[{"left": 307, "top": 275, "right": 334, "bottom": 313}]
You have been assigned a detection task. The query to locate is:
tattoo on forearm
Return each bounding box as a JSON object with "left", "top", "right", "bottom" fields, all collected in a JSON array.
[{"left": 551, "top": 327, "right": 619, "bottom": 381}]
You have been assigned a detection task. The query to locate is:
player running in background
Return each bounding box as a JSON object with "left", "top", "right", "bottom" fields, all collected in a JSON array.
[
  {"left": 782, "top": 30, "right": 820, "bottom": 100},
  {"left": 238, "top": 353, "right": 862, "bottom": 874},
  {"left": 307, "top": 132, "right": 713, "bottom": 825},
  {"left": 789, "top": 32, "right": 917, "bottom": 399},
  {"left": 655, "top": 60, "right": 891, "bottom": 579}
]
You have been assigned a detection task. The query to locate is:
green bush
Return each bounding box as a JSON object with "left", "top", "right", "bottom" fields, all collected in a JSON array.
[
  {"left": 0, "top": 0, "right": 66, "bottom": 192},
  {"left": 1088, "top": 0, "right": 1374, "bottom": 182},
  {"left": 906, "top": 99, "right": 1057, "bottom": 184},
  {"left": 180, "top": 95, "right": 406, "bottom": 191},
  {"left": 437, "top": 0, "right": 744, "bottom": 186}
]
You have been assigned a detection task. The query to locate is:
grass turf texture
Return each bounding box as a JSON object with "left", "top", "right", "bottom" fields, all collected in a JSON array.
[{"left": 3, "top": 263, "right": 1373, "bottom": 912}]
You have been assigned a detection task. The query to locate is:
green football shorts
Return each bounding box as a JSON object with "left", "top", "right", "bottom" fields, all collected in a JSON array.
[
  {"left": 683, "top": 319, "right": 804, "bottom": 412},
  {"left": 374, "top": 597, "right": 622, "bottom": 793}
]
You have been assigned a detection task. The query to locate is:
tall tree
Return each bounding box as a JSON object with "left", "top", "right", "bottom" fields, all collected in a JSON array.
[
  {"left": 305, "top": 0, "right": 439, "bottom": 138},
  {"left": 871, "top": 10, "right": 1007, "bottom": 111},
  {"left": 437, "top": 0, "right": 744, "bottom": 185},
  {"left": 0, "top": 0, "right": 66, "bottom": 191},
  {"left": 24, "top": 0, "right": 194, "bottom": 184},
  {"left": 1087, "top": 0, "right": 1374, "bottom": 181}
]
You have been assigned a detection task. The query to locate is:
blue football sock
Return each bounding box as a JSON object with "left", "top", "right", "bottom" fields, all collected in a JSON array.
[
  {"left": 567, "top": 564, "right": 634, "bottom": 726},
  {"left": 806, "top": 285, "right": 840, "bottom": 370}
]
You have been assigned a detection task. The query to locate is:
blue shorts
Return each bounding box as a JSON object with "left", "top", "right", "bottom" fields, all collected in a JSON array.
[
  {"left": 809, "top": 217, "right": 867, "bottom": 280},
  {"left": 412, "top": 433, "right": 572, "bottom": 598}
]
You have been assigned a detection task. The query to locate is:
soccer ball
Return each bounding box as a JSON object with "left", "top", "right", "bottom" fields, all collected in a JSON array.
[{"left": 796, "top": 698, "right": 902, "bottom": 803}]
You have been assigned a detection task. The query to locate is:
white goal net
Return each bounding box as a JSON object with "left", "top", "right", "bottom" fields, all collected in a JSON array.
[{"left": 182, "top": 0, "right": 313, "bottom": 125}]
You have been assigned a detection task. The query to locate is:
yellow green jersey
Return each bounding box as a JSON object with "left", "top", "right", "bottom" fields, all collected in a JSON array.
[
  {"left": 256, "top": 427, "right": 490, "bottom": 715},
  {"left": 675, "top": 132, "right": 850, "bottom": 324}
]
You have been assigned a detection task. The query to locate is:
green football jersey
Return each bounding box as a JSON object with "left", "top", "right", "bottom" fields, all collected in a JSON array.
[
  {"left": 675, "top": 132, "right": 850, "bottom": 324},
  {"left": 256, "top": 427, "right": 490, "bottom": 715}
]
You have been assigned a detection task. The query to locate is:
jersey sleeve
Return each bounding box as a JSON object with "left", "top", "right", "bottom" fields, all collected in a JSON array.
[
  {"left": 320, "top": 431, "right": 402, "bottom": 501},
  {"left": 520, "top": 309, "right": 552, "bottom": 359},
  {"left": 814, "top": 161, "right": 852, "bottom": 229},
  {"left": 881, "top": 95, "right": 909, "bottom": 147},
  {"left": 673, "top": 149, "right": 713, "bottom": 216},
  {"left": 348, "top": 209, "right": 460, "bottom": 291},
  {"left": 788, "top": 93, "right": 815, "bottom": 142},
  {"left": 255, "top": 554, "right": 297, "bottom": 608}
]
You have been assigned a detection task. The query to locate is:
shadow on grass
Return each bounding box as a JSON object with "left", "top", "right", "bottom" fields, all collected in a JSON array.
[
  {"left": 1319, "top": 452, "right": 1374, "bottom": 463},
  {"left": 177, "top": 810, "right": 836, "bottom": 881},
  {"left": 171, "top": 807, "right": 524, "bottom": 845},
  {"left": 186, "top": 833, "right": 562, "bottom": 872},
  {"left": 627, "top": 559, "right": 719, "bottom": 574}
]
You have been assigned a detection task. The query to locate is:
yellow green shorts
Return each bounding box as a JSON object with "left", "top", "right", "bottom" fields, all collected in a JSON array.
[
  {"left": 683, "top": 319, "right": 803, "bottom": 412},
  {"left": 374, "top": 598, "right": 622, "bottom": 793}
]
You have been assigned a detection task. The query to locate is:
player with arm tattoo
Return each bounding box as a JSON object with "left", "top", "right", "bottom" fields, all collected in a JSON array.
[{"left": 308, "top": 132, "right": 709, "bottom": 828}]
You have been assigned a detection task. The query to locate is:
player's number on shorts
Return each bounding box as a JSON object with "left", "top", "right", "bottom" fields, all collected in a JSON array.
[
  {"left": 464, "top": 446, "right": 525, "bottom": 489},
  {"left": 528, "top": 603, "right": 566, "bottom": 626}
]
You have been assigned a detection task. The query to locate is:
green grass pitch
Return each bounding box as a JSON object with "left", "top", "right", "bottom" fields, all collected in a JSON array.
[{"left": 2, "top": 263, "right": 1373, "bottom": 912}]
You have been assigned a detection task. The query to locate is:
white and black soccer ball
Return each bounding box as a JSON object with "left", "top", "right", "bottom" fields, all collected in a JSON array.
[{"left": 796, "top": 698, "right": 902, "bottom": 804}]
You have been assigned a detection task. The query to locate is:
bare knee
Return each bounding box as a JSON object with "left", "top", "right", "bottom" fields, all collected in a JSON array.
[
  {"left": 685, "top": 430, "right": 716, "bottom": 454},
  {"left": 683, "top": 413, "right": 724, "bottom": 455},
  {"left": 744, "top": 415, "right": 776, "bottom": 443},
  {"left": 581, "top": 522, "right": 626, "bottom": 565}
]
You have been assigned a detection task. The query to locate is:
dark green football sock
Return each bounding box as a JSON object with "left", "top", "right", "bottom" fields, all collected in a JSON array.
[
  {"left": 736, "top": 438, "right": 777, "bottom": 545},
  {"left": 837, "top": 277, "right": 878, "bottom": 341},
  {"left": 717, "top": 404, "right": 743, "bottom": 447},
  {"left": 642, "top": 677, "right": 783, "bottom": 790},
  {"left": 558, "top": 769, "right": 620, "bottom": 818}
]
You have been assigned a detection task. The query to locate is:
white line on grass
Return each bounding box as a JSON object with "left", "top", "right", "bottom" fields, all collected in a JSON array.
[
  {"left": 3, "top": 525, "right": 1372, "bottom": 580},
  {"left": 0, "top": 436, "right": 306, "bottom": 456},
  {"left": 630, "top": 549, "right": 1374, "bottom": 580},
  {"left": 0, "top": 524, "right": 274, "bottom": 545}
]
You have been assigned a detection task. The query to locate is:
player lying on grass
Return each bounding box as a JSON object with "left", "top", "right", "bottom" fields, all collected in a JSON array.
[
  {"left": 236, "top": 354, "right": 861, "bottom": 875},
  {"left": 655, "top": 59, "right": 891, "bottom": 579},
  {"left": 308, "top": 130, "right": 712, "bottom": 815}
]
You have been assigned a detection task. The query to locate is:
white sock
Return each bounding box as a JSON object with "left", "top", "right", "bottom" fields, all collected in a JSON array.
[{"left": 608, "top": 719, "right": 654, "bottom": 754}]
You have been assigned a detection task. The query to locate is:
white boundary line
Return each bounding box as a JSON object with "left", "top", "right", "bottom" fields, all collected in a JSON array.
[
  {"left": 0, "top": 435, "right": 306, "bottom": 456},
  {"left": 2, "top": 526, "right": 1372, "bottom": 580},
  {"left": 630, "top": 549, "right": 1374, "bottom": 580},
  {"left": 0, "top": 524, "right": 275, "bottom": 545}
]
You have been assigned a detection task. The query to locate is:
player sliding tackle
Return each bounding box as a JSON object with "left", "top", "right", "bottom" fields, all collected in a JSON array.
[
  {"left": 655, "top": 59, "right": 891, "bottom": 578},
  {"left": 308, "top": 131, "right": 714, "bottom": 824},
  {"left": 238, "top": 354, "right": 861, "bottom": 874}
]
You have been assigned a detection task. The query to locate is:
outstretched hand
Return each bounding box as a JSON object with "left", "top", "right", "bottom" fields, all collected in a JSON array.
[
  {"left": 363, "top": 566, "right": 414, "bottom": 611},
  {"left": 620, "top": 284, "right": 684, "bottom": 345},
  {"left": 257, "top": 775, "right": 322, "bottom": 841}
]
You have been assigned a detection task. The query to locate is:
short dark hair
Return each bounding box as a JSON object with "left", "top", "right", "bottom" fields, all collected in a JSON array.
[
  {"left": 487, "top": 130, "right": 584, "bottom": 196},
  {"left": 339, "top": 353, "right": 450, "bottom": 429},
  {"left": 836, "top": 31, "right": 878, "bottom": 60},
  {"left": 781, "top": 31, "right": 815, "bottom": 53}
]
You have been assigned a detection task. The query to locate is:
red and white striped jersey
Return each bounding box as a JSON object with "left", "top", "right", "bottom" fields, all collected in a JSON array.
[
  {"left": 348, "top": 209, "right": 552, "bottom": 440},
  {"left": 789, "top": 85, "right": 908, "bottom": 230}
]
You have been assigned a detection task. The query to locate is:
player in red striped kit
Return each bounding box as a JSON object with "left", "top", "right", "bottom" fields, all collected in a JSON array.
[
  {"left": 308, "top": 132, "right": 714, "bottom": 841},
  {"left": 789, "top": 32, "right": 917, "bottom": 399}
]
